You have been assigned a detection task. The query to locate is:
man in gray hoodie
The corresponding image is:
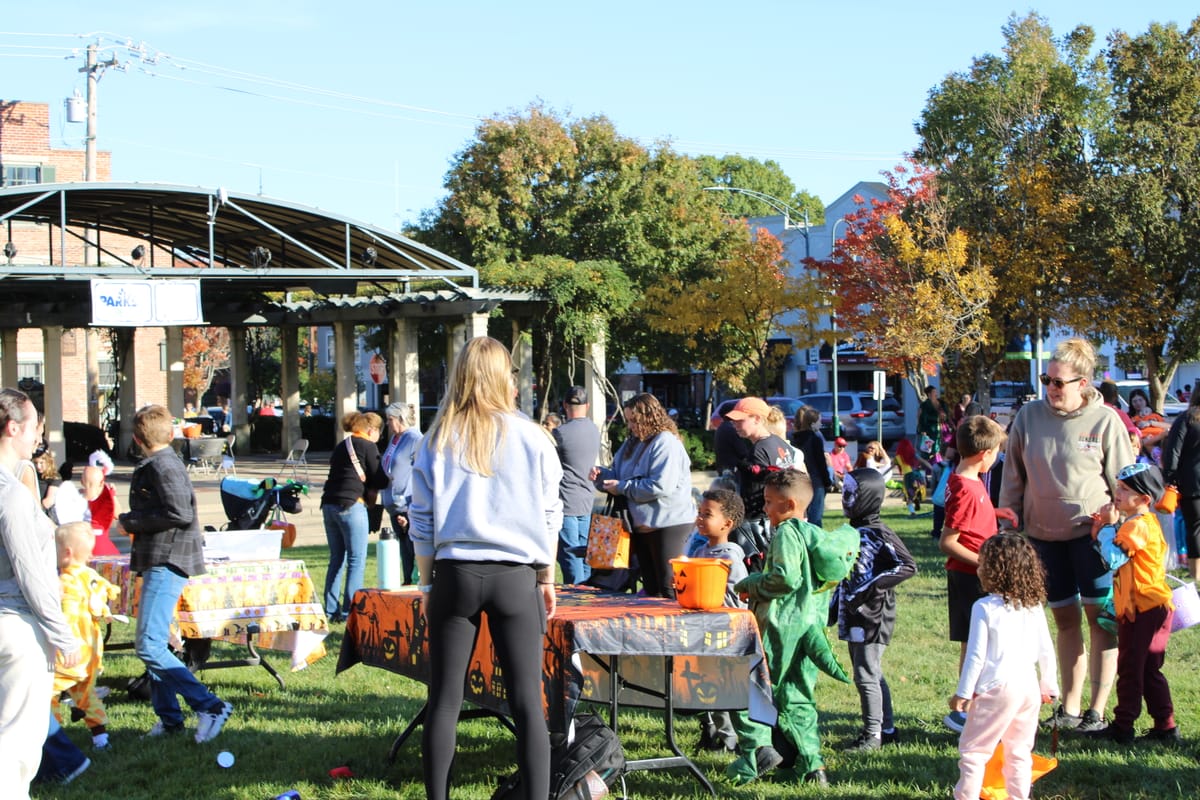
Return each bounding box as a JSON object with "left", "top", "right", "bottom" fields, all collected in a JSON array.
[{"left": 999, "top": 338, "right": 1134, "bottom": 733}]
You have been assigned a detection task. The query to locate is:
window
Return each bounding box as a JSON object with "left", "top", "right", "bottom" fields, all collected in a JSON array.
[
  {"left": 17, "top": 361, "right": 42, "bottom": 382},
  {"left": 99, "top": 360, "right": 117, "bottom": 389},
  {"left": 2, "top": 164, "right": 53, "bottom": 187}
]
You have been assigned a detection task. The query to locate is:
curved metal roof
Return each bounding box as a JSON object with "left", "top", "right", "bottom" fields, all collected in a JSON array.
[{"left": 0, "top": 182, "right": 532, "bottom": 328}]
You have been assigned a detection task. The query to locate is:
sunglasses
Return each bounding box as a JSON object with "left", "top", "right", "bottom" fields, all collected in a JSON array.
[{"left": 1039, "top": 374, "right": 1084, "bottom": 389}]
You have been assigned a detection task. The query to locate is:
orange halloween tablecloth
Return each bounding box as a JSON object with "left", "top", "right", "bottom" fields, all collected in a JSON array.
[
  {"left": 90, "top": 555, "right": 328, "bottom": 670},
  {"left": 336, "top": 586, "right": 773, "bottom": 733}
]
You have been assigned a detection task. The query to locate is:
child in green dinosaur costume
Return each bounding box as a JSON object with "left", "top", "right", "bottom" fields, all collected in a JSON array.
[{"left": 730, "top": 468, "right": 859, "bottom": 786}]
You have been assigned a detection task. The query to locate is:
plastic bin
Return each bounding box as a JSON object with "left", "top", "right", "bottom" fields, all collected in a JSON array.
[{"left": 670, "top": 557, "right": 730, "bottom": 610}]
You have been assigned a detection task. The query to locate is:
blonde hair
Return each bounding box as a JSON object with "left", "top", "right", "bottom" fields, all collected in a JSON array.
[
  {"left": 55, "top": 521, "right": 93, "bottom": 565},
  {"left": 426, "top": 336, "right": 515, "bottom": 476},
  {"left": 355, "top": 412, "right": 383, "bottom": 435},
  {"left": 1051, "top": 338, "right": 1096, "bottom": 380},
  {"left": 766, "top": 405, "right": 787, "bottom": 439},
  {"left": 795, "top": 405, "right": 820, "bottom": 432},
  {"left": 133, "top": 404, "right": 174, "bottom": 447}
]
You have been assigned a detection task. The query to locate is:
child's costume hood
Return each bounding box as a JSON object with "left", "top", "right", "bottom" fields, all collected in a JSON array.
[{"left": 842, "top": 468, "right": 885, "bottom": 527}]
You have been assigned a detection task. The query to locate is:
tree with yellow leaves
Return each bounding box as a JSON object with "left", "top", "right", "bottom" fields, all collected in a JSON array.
[{"left": 811, "top": 163, "right": 996, "bottom": 400}]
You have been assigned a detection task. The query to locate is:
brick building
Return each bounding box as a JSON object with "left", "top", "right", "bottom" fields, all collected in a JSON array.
[{"left": 1, "top": 100, "right": 167, "bottom": 427}]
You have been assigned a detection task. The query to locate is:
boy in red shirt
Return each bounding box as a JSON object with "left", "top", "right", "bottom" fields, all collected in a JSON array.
[{"left": 939, "top": 416, "right": 1019, "bottom": 731}]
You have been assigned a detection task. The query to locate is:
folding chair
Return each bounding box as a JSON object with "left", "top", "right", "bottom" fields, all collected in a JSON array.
[
  {"left": 280, "top": 438, "right": 310, "bottom": 482},
  {"left": 218, "top": 434, "right": 237, "bottom": 477}
]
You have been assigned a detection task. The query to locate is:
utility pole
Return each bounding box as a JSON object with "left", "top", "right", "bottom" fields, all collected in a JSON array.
[{"left": 77, "top": 42, "right": 119, "bottom": 426}]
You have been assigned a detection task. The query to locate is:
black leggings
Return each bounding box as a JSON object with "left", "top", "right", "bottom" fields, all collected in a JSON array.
[
  {"left": 1181, "top": 494, "right": 1200, "bottom": 559},
  {"left": 633, "top": 522, "right": 694, "bottom": 598},
  {"left": 422, "top": 560, "right": 549, "bottom": 800}
]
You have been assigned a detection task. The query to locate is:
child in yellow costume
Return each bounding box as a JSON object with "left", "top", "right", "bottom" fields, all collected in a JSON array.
[{"left": 51, "top": 521, "right": 121, "bottom": 750}]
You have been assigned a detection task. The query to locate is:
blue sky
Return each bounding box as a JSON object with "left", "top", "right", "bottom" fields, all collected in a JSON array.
[{"left": 2, "top": 2, "right": 1196, "bottom": 230}]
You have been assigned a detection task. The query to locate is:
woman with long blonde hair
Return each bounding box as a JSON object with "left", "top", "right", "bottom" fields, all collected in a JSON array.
[
  {"left": 591, "top": 393, "right": 694, "bottom": 597},
  {"left": 410, "top": 336, "right": 563, "bottom": 800}
]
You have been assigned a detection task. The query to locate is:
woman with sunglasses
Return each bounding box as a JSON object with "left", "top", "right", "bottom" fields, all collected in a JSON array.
[{"left": 998, "top": 338, "right": 1135, "bottom": 735}]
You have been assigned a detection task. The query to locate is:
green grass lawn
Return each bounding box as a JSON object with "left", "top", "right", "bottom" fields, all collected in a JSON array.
[{"left": 36, "top": 511, "right": 1200, "bottom": 799}]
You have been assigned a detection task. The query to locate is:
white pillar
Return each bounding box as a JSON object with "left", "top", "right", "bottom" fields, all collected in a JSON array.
[
  {"left": 117, "top": 330, "right": 138, "bottom": 458},
  {"left": 229, "top": 328, "right": 250, "bottom": 453},
  {"left": 280, "top": 324, "right": 299, "bottom": 456},
  {"left": 0, "top": 329, "right": 18, "bottom": 389},
  {"left": 512, "top": 319, "right": 534, "bottom": 417},
  {"left": 585, "top": 329, "right": 607, "bottom": 433},
  {"left": 41, "top": 327, "right": 66, "bottom": 464},
  {"left": 165, "top": 327, "right": 185, "bottom": 417},
  {"left": 334, "top": 321, "right": 357, "bottom": 442},
  {"left": 447, "top": 312, "right": 489, "bottom": 372},
  {"left": 388, "top": 318, "right": 420, "bottom": 407}
]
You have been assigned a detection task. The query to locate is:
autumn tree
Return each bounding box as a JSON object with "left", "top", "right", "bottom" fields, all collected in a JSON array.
[
  {"left": 182, "top": 327, "right": 230, "bottom": 404},
  {"left": 914, "top": 13, "right": 1100, "bottom": 401},
  {"left": 812, "top": 163, "right": 996, "bottom": 399},
  {"left": 643, "top": 222, "right": 815, "bottom": 395},
  {"left": 1069, "top": 17, "right": 1200, "bottom": 410}
]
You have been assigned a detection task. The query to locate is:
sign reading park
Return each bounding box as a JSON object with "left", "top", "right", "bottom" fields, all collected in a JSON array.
[{"left": 91, "top": 280, "right": 205, "bottom": 326}]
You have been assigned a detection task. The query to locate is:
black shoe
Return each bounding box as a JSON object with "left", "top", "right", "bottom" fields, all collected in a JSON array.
[
  {"left": 804, "top": 768, "right": 829, "bottom": 786},
  {"left": 755, "top": 746, "right": 784, "bottom": 777},
  {"left": 1074, "top": 709, "right": 1106, "bottom": 733},
  {"left": 1083, "top": 724, "right": 1134, "bottom": 744},
  {"left": 881, "top": 728, "right": 900, "bottom": 746},
  {"left": 843, "top": 731, "right": 881, "bottom": 752},
  {"left": 1042, "top": 704, "right": 1082, "bottom": 731},
  {"left": 1142, "top": 726, "right": 1181, "bottom": 744}
]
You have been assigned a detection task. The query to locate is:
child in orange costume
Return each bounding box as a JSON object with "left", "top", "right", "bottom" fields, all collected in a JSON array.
[{"left": 51, "top": 521, "right": 121, "bottom": 750}]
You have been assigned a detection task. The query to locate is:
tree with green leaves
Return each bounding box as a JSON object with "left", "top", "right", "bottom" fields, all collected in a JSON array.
[
  {"left": 695, "top": 155, "right": 824, "bottom": 226},
  {"left": 1069, "top": 18, "right": 1200, "bottom": 410},
  {"left": 913, "top": 12, "right": 1101, "bottom": 403}
]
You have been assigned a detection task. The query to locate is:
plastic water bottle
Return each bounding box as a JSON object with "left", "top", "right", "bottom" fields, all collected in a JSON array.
[{"left": 377, "top": 527, "right": 401, "bottom": 590}]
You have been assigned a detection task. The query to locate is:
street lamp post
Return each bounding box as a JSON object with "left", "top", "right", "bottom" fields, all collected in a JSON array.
[
  {"left": 828, "top": 218, "right": 850, "bottom": 438},
  {"left": 702, "top": 186, "right": 810, "bottom": 258}
]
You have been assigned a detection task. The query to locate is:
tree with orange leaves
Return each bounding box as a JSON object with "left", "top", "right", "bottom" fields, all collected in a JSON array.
[
  {"left": 182, "top": 327, "right": 230, "bottom": 403},
  {"left": 810, "top": 162, "right": 996, "bottom": 400}
]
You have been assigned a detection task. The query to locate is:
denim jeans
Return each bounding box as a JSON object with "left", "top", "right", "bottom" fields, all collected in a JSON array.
[
  {"left": 556, "top": 514, "right": 591, "bottom": 585},
  {"left": 387, "top": 509, "right": 417, "bottom": 585},
  {"left": 323, "top": 502, "right": 369, "bottom": 617},
  {"left": 134, "top": 566, "right": 221, "bottom": 727}
]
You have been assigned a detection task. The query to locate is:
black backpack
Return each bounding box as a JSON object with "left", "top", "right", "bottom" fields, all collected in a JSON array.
[{"left": 491, "top": 714, "right": 625, "bottom": 800}]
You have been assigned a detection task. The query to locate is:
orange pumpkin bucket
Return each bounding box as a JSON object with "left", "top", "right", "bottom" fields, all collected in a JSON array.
[{"left": 670, "top": 557, "right": 730, "bottom": 610}]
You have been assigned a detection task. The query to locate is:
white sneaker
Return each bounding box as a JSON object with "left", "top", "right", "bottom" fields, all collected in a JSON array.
[{"left": 195, "top": 701, "right": 233, "bottom": 743}]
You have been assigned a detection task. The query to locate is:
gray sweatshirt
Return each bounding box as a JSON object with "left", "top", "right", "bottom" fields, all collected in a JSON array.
[
  {"left": 999, "top": 388, "right": 1135, "bottom": 542},
  {"left": 594, "top": 430, "right": 695, "bottom": 531},
  {"left": 409, "top": 413, "right": 563, "bottom": 567},
  {"left": 0, "top": 463, "right": 78, "bottom": 667}
]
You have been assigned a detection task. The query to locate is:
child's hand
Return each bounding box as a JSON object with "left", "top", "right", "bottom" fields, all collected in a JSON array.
[
  {"left": 1041, "top": 693, "right": 1056, "bottom": 705},
  {"left": 948, "top": 695, "right": 970, "bottom": 713},
  {"left": 994, "top": 507, "right": 1018, "bottom": 527}
]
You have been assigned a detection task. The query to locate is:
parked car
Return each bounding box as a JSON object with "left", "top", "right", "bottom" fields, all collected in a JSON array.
[
  {"left": 796, "top": 391, "right": 903, "bottom": 444},
  {"left": 988, "top": 381, "right": 1035, "bottom": 430},
  {"left": 1112, "top": 380, "right": 1188, "bottom": 418}
]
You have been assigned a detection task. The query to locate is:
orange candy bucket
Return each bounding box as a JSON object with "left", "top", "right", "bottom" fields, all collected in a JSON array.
[{"left": 670, "top": 557, "right": 730, "bottom": 610}]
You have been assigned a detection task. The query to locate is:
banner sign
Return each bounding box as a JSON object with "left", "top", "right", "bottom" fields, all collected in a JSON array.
[{"left": 91, "top": 280, "right": 205, "bottom": 326}]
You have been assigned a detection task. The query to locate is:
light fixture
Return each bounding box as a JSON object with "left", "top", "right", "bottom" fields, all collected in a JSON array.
[
  {"left": 250, "top": 246, "right": 272, "bottom": 269},
  {"left": 3, "top": 241, "right": 15, "bottom": 264},
  {"left": 131, "top": 244, "right": 145, "bottom": 261},
  {"left": 362, "top": 246, "right": 378, "bottom": 266}
]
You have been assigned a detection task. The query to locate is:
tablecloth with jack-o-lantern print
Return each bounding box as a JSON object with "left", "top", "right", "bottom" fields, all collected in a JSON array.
[
  {"left": 89, "top": 555, "right": 329, "bottom": 670},
  {"left": 336, "top": 586, "right": 775, "bottom": 734}
]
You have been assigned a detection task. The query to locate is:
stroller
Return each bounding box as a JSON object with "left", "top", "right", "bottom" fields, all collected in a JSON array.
[{"left": 218, "top": 476, "right": 306, "bottom": 531}]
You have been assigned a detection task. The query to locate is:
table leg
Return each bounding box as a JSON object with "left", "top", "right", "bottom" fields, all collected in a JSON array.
[
  {"left": 387, "top": 704, "right": 517, "bottom": 764},
  {"left": 607, "top": 654, "right": 715, "bottom": 796},
  {"left": 192, "top": 626, "right": 286, "bottom": 690}
]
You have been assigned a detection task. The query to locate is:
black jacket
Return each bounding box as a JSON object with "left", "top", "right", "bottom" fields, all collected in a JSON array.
[
  {"left": 122, "top": 446, "right": 205, "bottom": 577},
  {"left": 1163, "top": 409, "right": 1200, "bottom": 497}
]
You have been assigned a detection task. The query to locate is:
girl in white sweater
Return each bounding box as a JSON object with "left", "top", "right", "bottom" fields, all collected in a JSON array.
[{"left": 949, "top": 533, "right": 1058, "bottom": 800}]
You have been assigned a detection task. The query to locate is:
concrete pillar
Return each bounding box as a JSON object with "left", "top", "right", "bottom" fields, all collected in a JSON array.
[
  {"left": 447, "top": 312, "right": 489, "bottom": 373},
  {"left": 388, "top": 317, "right": 420, "bottom": 407},
  {"left": 512, "top": 319, "right": 534, "bottom": 417},
  {"left": 280, "top": 324, "right": 299, "bottom": 456},
  {"left": 165, "top": 326, "right": 185, "bottom": 417},
  {"left": 0, "top": 329, "right": 18, "bottom": 388},
  {"left": 41, "top": 326, "right": 66, "bottom": 464},
  {"left": 334, "top": 321, "right": 357, "bottom": 443},
  {"left": 117, "top": 330, "right": 138, "bottom": 459},
  {"left": 585, "top": 328, "right": 608, "bottom": 433},
  {"left": 85, "top": 328, "right": 102, "bottom": 427},
  {"left": 229, "top": 327, "right": 250, "bottom": 454}
]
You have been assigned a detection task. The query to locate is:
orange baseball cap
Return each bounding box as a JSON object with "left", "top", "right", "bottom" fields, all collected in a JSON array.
[{"left": 725, "top": 397, "right": 770, "bottom": 420}]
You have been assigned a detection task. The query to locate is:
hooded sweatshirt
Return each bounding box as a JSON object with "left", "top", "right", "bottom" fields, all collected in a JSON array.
[
  {"left": 998, "top": 386, "right": 1135, "bottom": 542},
  {"left": 833, "top": 469, "right": 917, "bottom": 645}
]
